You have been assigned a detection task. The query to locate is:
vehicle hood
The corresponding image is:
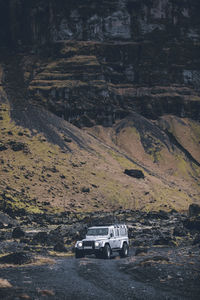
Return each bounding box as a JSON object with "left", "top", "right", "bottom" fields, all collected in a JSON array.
[{"left": 83, "top": 236, "right": 109, "bottom": 241}]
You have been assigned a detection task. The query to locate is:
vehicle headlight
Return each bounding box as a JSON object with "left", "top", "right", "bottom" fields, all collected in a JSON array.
[
  {"left": 77, "top": 242, "right": 83, "bottom": 248},
  {"left": 95, "top": 241, "right": 100, "bottom": 247}
]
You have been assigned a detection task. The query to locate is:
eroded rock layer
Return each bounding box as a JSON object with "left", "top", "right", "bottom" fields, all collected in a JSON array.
[{"left": 0, "top": 0, "right": 200, "bottom": 126}]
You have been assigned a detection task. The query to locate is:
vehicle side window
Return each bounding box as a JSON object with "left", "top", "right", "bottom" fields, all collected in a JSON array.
[
  {"left": 114, "top": 228, "right": 119, "bottom": 236},
  {"left": 120, "top": 228, "right": 126, "bottom": 236}
]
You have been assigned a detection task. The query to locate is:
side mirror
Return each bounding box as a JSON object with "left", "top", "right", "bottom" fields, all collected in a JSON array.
[{"left": 110, "top": 233, "right": 113, "bottom": 238}]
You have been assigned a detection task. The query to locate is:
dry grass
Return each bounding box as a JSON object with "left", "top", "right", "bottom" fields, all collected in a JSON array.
[
  {"left": 0, "top": 256, "right": 55, "bottom": 269},
  {"left": 0, "top": 98, "right": 200, "bottom": 214},
  {"left": 48, "top": 251, "right": 73, "bottom": 257},
  {"left": 0, "top": 278, "right": 12, "bottom": 288}
]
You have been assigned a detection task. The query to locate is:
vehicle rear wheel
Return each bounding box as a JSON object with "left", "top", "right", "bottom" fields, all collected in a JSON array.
[
  {"left": 75, "top": 249, "right": 85, "bottom": 258},
  {"left": 119, "top": 243, "right": 129, "bottom": 258},
  {"left": 103, "top": 244, "right": 111, "bottom": 259}
]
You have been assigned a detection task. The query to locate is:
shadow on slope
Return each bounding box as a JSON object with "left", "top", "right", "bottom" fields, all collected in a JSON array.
[{"left": 9, "top": 102, "right": 91, "bottom": 151}]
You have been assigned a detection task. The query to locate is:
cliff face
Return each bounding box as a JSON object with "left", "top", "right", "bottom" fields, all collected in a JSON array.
[
  {"left": 1, "top": 0, "right": 200, "bottom": 126},
  {"left": 1, "top": 0, "right": 200, "bottom": 46},
  {"left": 0, "top": 0, "right": 200, "bottom": 213}
]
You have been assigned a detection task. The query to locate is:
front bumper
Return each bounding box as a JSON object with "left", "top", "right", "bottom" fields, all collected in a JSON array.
[
  {"left": 76, "top": 242, "right": 103, "bottom": 255},
  {"left": 77, "top": 247, "right": 103, "bottom": 255}
]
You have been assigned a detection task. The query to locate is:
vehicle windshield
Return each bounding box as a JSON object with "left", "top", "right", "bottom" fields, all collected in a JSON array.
[{"left": 87, "top": 228, "right": 109, "bottom": 236}]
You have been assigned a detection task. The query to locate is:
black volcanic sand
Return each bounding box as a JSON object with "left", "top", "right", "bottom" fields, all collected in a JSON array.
[{"left": 0, "top": 245, "right": 199, "bottom": 300}]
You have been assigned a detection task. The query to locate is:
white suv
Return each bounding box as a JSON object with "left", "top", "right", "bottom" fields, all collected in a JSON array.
[{"left": 75, "top": 224, "right": 129, "bottom": 259}]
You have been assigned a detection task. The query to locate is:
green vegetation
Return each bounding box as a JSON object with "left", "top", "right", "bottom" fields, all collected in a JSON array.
[
  {"left": 0, "top": 98, "right": 199, "bottom": 214},
  {"left": 108, "top": 149, "right": 137, "bottom": 169}
]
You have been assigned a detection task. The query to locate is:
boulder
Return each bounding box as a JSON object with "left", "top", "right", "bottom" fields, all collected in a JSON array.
[
  {"left": 0, "top": 212, "right": 18, "bottom": 227},
  {"left": 9, "top": 141, "right": 28, "bottom": 152},
  {"left": 50, "top": 223, "right": 87, "bottom": 241},
  {"left": 0, "top": 231, "right": 12, "bottom": 242},
  {"left": 0, "top": 221, "right": 4, "bottom": 229},
  {"left": 173, "top": 224, "right": 187, "bottom": 237},
  {"left": 183, "top": 216, "right": 200, "bottom": 231},
  {"left": 0, "top": 252, "right": 32, "bottom": 265},
  {"left": 12, "top": 227, "right": 25, "bottom": 239},
  {"left": 32, "top": 231, "right": 48, "bottom": 244},
  {"left": 193, "top": 234, "right": 200, "bottom": 245},
  {"left": 189, "top": 204, "right": 200, "bottom": 217},
  {"left": 135, "top": 247, "right": 148, "bottom": 256},
  {"left": 124, "top": 169, "right": 145, "bottom": 179},
  {"left": 146, "top": 210, "right": 169, "bottom": 220},
  {"left": 132, "top": 237, "right": 149, "bottom": 247},
  {"left": 81, "top": 187, "right": 90, "bottom": 193},
  {"left": 54, "top": 242, "right": 67, "bottom": 252},
  {"left": 0, "top": 142, "right": 7, "bottom": 151},
  {"left": 153, "top": 233, "right": 175, "bottom": 246},
  {"left": 48, "top": 231, "right": 64, "bottom": 246}
]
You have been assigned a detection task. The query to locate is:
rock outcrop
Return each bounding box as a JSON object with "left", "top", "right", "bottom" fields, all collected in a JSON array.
[{"left": 0, "top": 0, "right": 200, "bottom": 127}]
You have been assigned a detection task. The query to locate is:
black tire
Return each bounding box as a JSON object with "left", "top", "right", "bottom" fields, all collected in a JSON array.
[
  {"left": 75, "top": 249, "right": 85, "bottom": 258},
  {"left": 103, "top": 244, "right": 111, "bottom": 259},
  {"left": 119, "top": 243, "right": 129, "bottom": 258}
]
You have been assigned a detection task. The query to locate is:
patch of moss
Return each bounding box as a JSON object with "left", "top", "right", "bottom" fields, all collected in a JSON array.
[
  {"left": 0, "top": 193, "right": 44, "bottom": 215},
  {"left": 147, "top": 146, "right": 162, "bottom": 163},
  {"left": 190, "top": 120, "right": 200, "bottom": 142},
  {"left": 30, "top": 79, "right": 87, "bottom": 90},
  {"left": 60, "top": 46, "right": 78, "bottom": 56},
  {"left": 65, "top": 55, "right": 99, "bottom": 66},
  {"left": 174, "top": 154, "right": 190, "bottom": 177},
  {"left": 108, "top": 150, "right": 137, "bottom": 169},
  {"left": 48, "top": 251, "right": 73, "bottom": 257}
]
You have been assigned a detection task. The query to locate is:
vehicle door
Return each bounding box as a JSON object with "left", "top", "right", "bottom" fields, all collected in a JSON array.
[
  {"left": 114, "top": 228, "right": 121, "bottom": 248},
  {"left": 109, "top": 228, "right": 116, "bottom": 249}
]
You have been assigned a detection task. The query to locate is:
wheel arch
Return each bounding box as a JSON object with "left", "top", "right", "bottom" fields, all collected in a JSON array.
[{"left": 120, "top": 240, "right": 128, "bottom": 249}]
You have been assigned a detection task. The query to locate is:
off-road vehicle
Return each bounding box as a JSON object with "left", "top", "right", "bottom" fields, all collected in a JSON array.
[{"left": 75, "top": 224, "right": 129, "bottom": 259}]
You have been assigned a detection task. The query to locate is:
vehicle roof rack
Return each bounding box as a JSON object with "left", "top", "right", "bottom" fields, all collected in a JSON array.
[{"left": 89, "top": 224, "right": 126, "bottom": 228}]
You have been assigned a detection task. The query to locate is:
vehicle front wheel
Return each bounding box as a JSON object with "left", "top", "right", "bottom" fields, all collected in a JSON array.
[
  {"left": 119, "top": 243, "right": 129, "bottom": 258},
  {"left": 75, "top": 249, "right": 85, "bottom": 258},
  {"left": 103, "top": 244, "right": 111, "bottom": 259}
]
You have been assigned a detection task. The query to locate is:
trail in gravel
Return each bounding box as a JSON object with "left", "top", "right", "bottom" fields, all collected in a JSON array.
[{"left": 0, "top": 245, "right": 199, "bottom": 300}]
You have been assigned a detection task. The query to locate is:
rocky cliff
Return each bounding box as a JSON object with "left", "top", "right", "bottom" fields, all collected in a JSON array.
[
  {"left": 0, "top": 0, "right": 200, "bottom": 214},
  {"left": 1, "top": 0, "right": 200, "bottom": 126}
]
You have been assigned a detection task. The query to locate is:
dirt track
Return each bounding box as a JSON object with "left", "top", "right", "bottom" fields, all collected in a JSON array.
[{"left": 0, "top": 245, "right": 200, "bottom": 300}]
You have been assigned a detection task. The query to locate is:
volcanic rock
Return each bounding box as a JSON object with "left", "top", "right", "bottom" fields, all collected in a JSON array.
[
  {"left": 124, "top": 169, "right": 145, "bottom": 179},
  {"left": 32, "top": 231, "right": 48, "bottom": 245},
  {"left": 0, "top": 252, "right": 32, "bottom": 265},
  {"left": 54, "top": 242, "right": 67, "bottom": 253},
  {"left": 189, "top": 204, "right": 200, "bottom": 217},
  {"left": 12, "top": 227, "right": 25, "bottom": 239},
  {"left": 184, "top": 216, "right": 200, "bottom": 231},
  {"left": 0, "top": 142, "right": 7, "bottom": 151},
  {"left": 9, "top": 141, "right": 28, "bottom": 152},
  {"left": 0, "top": 212, "right": 18, "bottom": 228},
  {"left": 135, "top": 247, "right": 148, "bottom": 256}
]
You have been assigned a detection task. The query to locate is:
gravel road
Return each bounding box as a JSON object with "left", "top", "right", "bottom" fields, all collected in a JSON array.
[{"left": 1, "top": 246, "right": 199, "bottom": 300}]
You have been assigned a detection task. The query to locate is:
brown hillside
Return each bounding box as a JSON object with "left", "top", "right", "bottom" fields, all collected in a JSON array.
[{"left": 0, "top": 93, "right": 200, "bottom": 214}]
